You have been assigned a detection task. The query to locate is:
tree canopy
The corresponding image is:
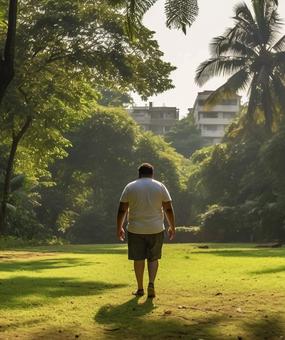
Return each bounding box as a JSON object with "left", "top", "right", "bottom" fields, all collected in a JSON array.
[{"left": 195, "top": 0, "right": 285, "bottom": 132}]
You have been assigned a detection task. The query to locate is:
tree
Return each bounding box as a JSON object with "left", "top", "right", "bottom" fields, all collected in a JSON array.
[
  {"left": 0, "top": 0, "right": 17, "bottom": 105},
  {"left": 165, "top": 112, "right": 204, "bottom": 158},
  {"left": 38, "top": 107, "right": 190, "bottom": 243},
  {"left": 109, "top": 0, "right": 199, "bottom": 35},
  {"left": 0, "top": 0, "right": 176, "bottom": 233},
  {"left": 195, "top": 0, "right": 285, "bottom": 132}
]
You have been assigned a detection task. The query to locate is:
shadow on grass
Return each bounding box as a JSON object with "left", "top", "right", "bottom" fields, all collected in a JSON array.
[
  {"left": 1, "top": 244, "right": 128, "bottom": 255},
  {"left": 250, "top": 265, "right": 285, "bottom": 275},
  {"left": 95, "top": 297, "right": 224, "bottom": 339},
  {"left": 94, "top": 301, "right": 285, "bottom": 339},
  {"left": 242, "top": 315, "right": 285, "bottom": 339},
  {"left": 0, "top": 276, "right": 126, "bottom": 310},
  {"left": 0, "top": 257, "right": 94, "bottom": 272},
  {"left": 6, "top": 314, "right": 285, "bottom": 340},
  {"left": 194, "top": 248, "right": 285, "bottom": 258}
]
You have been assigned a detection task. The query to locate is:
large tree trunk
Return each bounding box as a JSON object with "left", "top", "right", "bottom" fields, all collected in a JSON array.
[
  {"left": 247, "top": 74, "right": 259, "bottom": 129},
  {"left": 0, "top": 0, "right": 18, "bottom": 105},
  {"left": 262, "top": 83, "right": 273, "bottom": 133},
  {"left": 0, "top": 116, "right": 32, "bottom": 234}
]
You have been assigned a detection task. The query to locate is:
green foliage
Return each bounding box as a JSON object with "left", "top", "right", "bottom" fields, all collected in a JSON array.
[
  {"left": 165, "top": 0, "right": 198, "bottom": 34},
  {"left": 14, "top": 0, "right": 175, "bottom": 100},
  {"left": 187, "top": 120, "right": 285, "bottom": 242},
  {"left": 38, "top": 107, "right": 191, "bottom": 243},
  {"left": 0, "top": 0, "right": 177, "bottom": 238},
  {"left": 109, "top": 0, "right": 198, "bottom": 35},
  {"left": 165, "top": 113, "right": 204, "bottom": 158},
  {"left": 173, "top": 226, "right": 203, "bottom": 242},
  {"left": 0, "top": 235, "right": 65, "bottom": 249},
  {"left": 0, "top": 172, "right": 46, "bottom": 239}
]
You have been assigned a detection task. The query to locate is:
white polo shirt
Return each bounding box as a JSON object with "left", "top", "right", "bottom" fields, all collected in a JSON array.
[{"left": 120, "top": 178, "right": 172, "bottom": 234}]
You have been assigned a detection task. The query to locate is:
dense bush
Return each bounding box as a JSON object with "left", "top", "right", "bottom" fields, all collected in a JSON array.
[{"left": 187, "top": 122, "right": 285, "bottom": 243}]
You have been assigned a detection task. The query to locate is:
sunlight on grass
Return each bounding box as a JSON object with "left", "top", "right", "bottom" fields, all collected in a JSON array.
[{"left": 0, "top": 244, "right": 284, "bottom": 339}]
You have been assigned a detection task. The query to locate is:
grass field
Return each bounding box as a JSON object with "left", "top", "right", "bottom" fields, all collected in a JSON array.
[{"left": 0, "top": 243, "right": 285, "bottom": 339}]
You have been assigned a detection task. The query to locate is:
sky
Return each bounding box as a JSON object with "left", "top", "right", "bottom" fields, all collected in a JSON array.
[{"left": 132, "top": 0, "right": 285, "bottom": 118}]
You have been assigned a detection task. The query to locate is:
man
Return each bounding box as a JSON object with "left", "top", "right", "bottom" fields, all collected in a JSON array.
[{"left": 117, "top": 163, "right": 175, "bottom": 298}]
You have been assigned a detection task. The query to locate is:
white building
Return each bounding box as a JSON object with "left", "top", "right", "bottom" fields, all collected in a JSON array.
[
  {"left": 192, "top": 91, "right": 241, "bottom": 145},
  {"left": 129, "top": 102, "right": 179, "bottom": 135}
]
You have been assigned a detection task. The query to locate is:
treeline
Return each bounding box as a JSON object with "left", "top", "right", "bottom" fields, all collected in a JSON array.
[
  {"left": 0, "top": 0, "right": 191, "bottom": 243},
  {"left": 174, "top": 0, "right": 285, "bottom": 243},
  {"left": 185, "top": 119, "right": 285, "bottom": 242},
  {"left": 1, "top": 0, "right": 285, "bottom": 244}
]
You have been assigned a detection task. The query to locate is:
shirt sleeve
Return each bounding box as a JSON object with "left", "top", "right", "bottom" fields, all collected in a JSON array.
[
  {"left": 120, "top": 185, "right": 129, "bottom": 203},
  {"left": 161, "top": 184, "right": 172, "bottom": 202}
]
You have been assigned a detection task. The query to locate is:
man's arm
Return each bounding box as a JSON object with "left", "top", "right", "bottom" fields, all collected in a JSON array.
[
  {"left": 162, "top": 201, "right": 176, "bottom": 240},
  {"left": 116, "top": 202, "right": 129, "bottom": 241}
]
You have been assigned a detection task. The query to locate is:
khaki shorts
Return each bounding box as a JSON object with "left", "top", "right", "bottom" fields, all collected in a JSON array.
[{"left": 127, "top": 231, "right": 164, "bottom": 261}]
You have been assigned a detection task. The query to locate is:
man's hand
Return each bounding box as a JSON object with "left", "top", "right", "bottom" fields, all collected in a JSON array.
[
  {"left": 163, "top": 201, "right": 176, "bottom": 241},
  {"left": 167, "top": 226, "right": 175, "bottom": 241},
  {"left": 117, "top": 202, "right": 128, "bottom": 242},
  {"left": 117, "top": 227, "right": 125, "bottom": 241}
]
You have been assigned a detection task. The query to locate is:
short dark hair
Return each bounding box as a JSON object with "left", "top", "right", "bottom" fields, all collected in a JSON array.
[{"left": 138, "top": 163, "right": 154, "bottom": 177}]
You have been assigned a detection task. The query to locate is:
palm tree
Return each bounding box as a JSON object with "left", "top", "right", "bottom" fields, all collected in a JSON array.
[
  {"left": 195, "top": 0, "right": 285, "bottom": 132},
  {"left": 109, "top": 0, "right": 199, "bottom": 34}
]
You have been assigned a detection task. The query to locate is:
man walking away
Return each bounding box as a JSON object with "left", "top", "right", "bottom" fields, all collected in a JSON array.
[{"left": 117, "top": 163, "right": 175, "bottom": 298}]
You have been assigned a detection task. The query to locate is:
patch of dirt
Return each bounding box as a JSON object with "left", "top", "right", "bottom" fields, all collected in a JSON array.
[{"left": 0, "top": 252, "right": 56, "bottom": 261}]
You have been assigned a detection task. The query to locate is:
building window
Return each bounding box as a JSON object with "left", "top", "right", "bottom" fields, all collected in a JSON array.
[
  {"left": 152, "top": 112, "right": 164, "bottom": 119},
  {"left": 201, "top": 112, "right": 219, "bottom": 118},
  {"left": 203, "top": 125, "right": 218, "bottom": 131},
  {"left": 222, "top": 112, "right": 235, "bottom": 119}
]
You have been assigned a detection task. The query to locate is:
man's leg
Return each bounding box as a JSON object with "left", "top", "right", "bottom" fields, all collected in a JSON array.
[
  {"left": 134, "top": 260, "right": 145, "bottom": 290},
  {"left": 147, "top": 259, "right": 158, "bottom": 298},
  {"left": 147, "top": 259, "right": 158, "bottom": 284}
]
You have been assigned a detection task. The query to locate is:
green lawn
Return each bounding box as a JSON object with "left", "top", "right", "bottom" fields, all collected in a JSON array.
[{"left": 0, "top": 244, "right": 285, "bottom": 339}]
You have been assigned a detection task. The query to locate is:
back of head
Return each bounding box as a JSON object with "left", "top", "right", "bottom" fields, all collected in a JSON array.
[{"left": 138, "top": 163, "right": 154, "bottom": 178}]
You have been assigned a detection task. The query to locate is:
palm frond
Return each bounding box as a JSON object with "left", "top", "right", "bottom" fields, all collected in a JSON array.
[
  {"left": 210, "top": 35, "right": 257, "bottom": 58},
  {"left": 234, "top": 2, "right": 255, "bottom": 26},
  {"left": 127, "top": 0, "right": 158, "bottom": 20},
  {"left": 124, "top": 0, "right": 158, "bottom": 37},
  {"left": 274, "top": 51, "right": 285, "bottom": 65},
  {"left": 205, "top": 68, "right": 250, "bottom": 106},
  {"left": 195, "top": 57, "right": 247, "bottom": 86},
  {"left": 272, "top": 35, "right": 285, "bottom": 51},
  {"left": 252, "top": 0, "right": 280, "bottom": 45},
  {"left": 165, "top": 0, "right": 198, "bottom": 34},
  {"left": 266, "top": 9, "right": 282, "bottom": 46},
  {"left": 230, "top": 16, "right": 260, "bottom": 48}
]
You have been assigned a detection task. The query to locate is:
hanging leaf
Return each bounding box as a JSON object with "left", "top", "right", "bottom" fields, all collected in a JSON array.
[{"left": 165, "top": 0, "right": 198, "bottom": 34}]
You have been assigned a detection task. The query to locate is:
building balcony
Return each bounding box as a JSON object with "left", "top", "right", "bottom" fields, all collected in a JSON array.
[
  {"left": 198, "top": 118, "right": 233, "bottom": 125},
  {"left": 201, "top": 130, "right": 225, "bottom": 138},
  {"left": 198, "top": 104, "right": 239, "bottom": 112}
]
